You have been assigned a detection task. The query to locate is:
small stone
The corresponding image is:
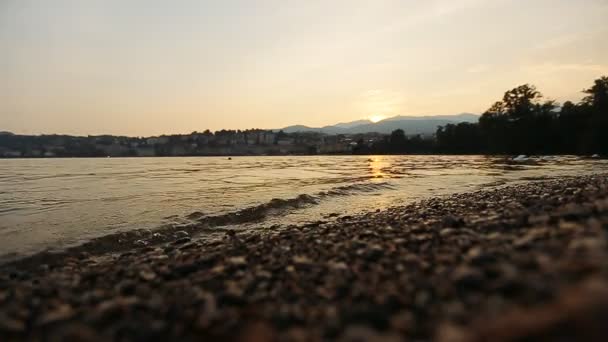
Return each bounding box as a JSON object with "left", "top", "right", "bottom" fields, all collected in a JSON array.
[
  {"left": 134, "top": 239, "right": 148, "bottom": 246},
  {"left": 339, "top": 325, "right": 401, "bottom": 342},
  {"left": 364, "top": 245, "right": 384, "bottom": 261},
  {"left": 558, "top": 221, "right": 583, "bottom": 233},
  {"left": 139, "top": 269, "right": 157, "bottom": 281},
  {"left": 390, "top": 311, "right": 414, "bottom": 332},
  {"left": 594, "top": 198, "right": 608, "bottom": 211},
  {"left": 528, "top": 214, "right": 550, "bottom": 225},
  {"left": 293, "top": 255, "right": 312, "bottom": 265},
  {"left": 179, "top": 242, "right": 198, "bottom": 250},
  {"left": 435, "top": 323, "right": 468, "bottom": 342},
  {"left": 221, "top": 281, "right": 245, "bottom": 305},
  {"left": 37, "top": 304, "right": 75, "bottom": 326},
  {"left": 0, "top": 314, "right": 25, "bottom": 333},
  {"left": 568, "top": 238, "right": 606, "bottom": 253},
  {"left": 228, "top": 256, "right": 247, "bottom": 265},
  {"left": 452, "top": 265, "right": 484, "bottom": 289},
  {"left": 116, "top": 280, "right": 137, "bottom": 295},
  {"left": 175, "top": 230, "right": 189, "bottom": 237},
  {"left": 172, "top": 237, "right": 191, "bottom": 245},
  {"left": 186, "top": 211, "right": 205, "bottom": 220},
  {"left": 559, "top": 203, "right": 590, "bottom": 220},
  {"left": 256, "top": 270, "right": 273, "bottom": 278},
  {"left": 92, "top": 297, "right": 139, "bottom": 322},
  {"left": 327, "top": 261, "right": 348, "bottom": 271},
  {"left": 442, "top": 215, "right": 464, "bottom": 227},
  {"left": 466, "top": 247, "right": 496, "bottom": 266},
  {"left": 440, "top": 228, "right": 456, "bottom": 237}
]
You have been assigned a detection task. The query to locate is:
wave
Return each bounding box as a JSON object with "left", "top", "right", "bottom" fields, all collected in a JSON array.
[
  {"left": 183, "top": 181, "right": 394, "bottom": 227},
  {"left": 317, "top": 182, "right": 394, "bottom": 197}
]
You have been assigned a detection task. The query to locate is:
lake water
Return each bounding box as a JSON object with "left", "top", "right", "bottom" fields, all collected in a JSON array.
[{"left": 0, "top": 155, "right": 606, "bottom": 260}]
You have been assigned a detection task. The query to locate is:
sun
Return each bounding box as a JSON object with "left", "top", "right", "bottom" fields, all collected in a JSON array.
[{"left": 369, "top": 115, "right": 386, "bottom": 123}]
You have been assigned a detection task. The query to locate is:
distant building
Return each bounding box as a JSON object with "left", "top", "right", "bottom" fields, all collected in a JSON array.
[
  {"left": 26, "top": 149, "right": 42, "bottom": 157},
  {"left": 233, "top": 133, "right": 246, "bottom": 145},
  {"left": 96, "top": 144, "right": 129, "bottom": 157},
  {"left": 170, "top": 145, "right": 187, "bottom": 156},
  {"left": 277, "top": 137, "right": 295, "bottom": 146},
  {"left": 319, "top": 142, "right": 350, "bottom": 154},
  {"left": 215, "top": 136, "right": 230, "bottom": 145},
  {"left": 5, "top": 151, "right": 22, "bottom": 157},
  {"left": 146, "top": 136, "right": 169, "bottom": 145},
  {"left": 261, "top": 132, "right": 276, "bottom": 145},
  {"left": 197, "top": 133, "right": 214, "bottom": 145},
  {"left": 0, "top": 147, "right": 22, "bottom": 157},
  {"left": 245, "top": 132, "right": 260, "bottom": 145},
  {"left": 135, "top": 147, "right": 156, "bottom": 157}
]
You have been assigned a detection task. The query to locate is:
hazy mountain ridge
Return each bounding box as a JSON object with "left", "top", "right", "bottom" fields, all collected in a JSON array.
[
  {"left": 331, "top": 120, "right": 373, "bottom": 129},
  {"left": 280, "top": 113, "right": 479, "bottom": 135}
]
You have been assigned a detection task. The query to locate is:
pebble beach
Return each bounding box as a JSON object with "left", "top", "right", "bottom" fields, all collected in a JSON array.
[{"left": 2, "top": 173, "right": 608, "bottom": 341}]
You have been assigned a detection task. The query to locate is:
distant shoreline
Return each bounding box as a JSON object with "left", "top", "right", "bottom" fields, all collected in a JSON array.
[{"left": 0, "top": 153, "right": 604, "bottom": 159}]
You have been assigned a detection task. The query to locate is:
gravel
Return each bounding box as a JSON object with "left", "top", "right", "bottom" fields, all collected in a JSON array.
[{"left": 2, "top": 174, "right": 608, "bottom": 341}]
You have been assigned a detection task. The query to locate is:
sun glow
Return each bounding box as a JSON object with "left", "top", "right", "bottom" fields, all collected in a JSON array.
[{"left": 369, "top": 115, "right": 386, "bottom": 123}]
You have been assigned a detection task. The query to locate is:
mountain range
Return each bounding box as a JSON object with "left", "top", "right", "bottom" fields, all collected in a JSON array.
[{"left": 279, "top": 113, "right": 479, "bottom": 135}]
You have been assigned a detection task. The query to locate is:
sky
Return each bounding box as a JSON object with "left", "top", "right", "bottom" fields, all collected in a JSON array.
[{"left": 1, "top": 0, "right": 607, "bottom": 136}]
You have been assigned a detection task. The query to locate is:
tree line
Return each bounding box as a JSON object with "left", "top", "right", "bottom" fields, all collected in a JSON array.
[{"left": 355, "top": 76, "right": 608, "bottom": 155}]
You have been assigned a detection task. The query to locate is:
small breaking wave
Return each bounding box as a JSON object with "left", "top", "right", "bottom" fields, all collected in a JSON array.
[
  {"left": 317, "top": 182, "right": 394, "bottom": 197},
  {"left": 182, "top": 181, "right": 394, "bottom": 227}
]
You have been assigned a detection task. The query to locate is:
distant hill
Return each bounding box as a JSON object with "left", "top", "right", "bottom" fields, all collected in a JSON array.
[
  {"left": 281, "top": 125, "right": 323, "bottom": 133},
  {"left": 279, "top": 113, "right": 479, "bottom": 135},
  {"left": 382, "top": 113, "right": 479, "bottom": 123},
  {"left": 331, "top": 119, "right": 372, "bottom": 129},
  {"left": 0, "top": 131, "right": 15, "bottom": 136}
]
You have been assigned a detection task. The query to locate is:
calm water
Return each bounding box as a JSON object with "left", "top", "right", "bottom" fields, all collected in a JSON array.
[{"left": 0, "top": 155, "right": 606, "bottom": 260}]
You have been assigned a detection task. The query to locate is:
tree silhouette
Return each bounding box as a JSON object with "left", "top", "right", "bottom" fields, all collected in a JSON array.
[
  {"left": 580, "top": 76, "right": 608, "bottom": 153},
  {"left": 582, "top": 76, "right": 608, "bottom": 111},
  {"left": 433, "top": 76, "right": 607, "bottom": 155}
]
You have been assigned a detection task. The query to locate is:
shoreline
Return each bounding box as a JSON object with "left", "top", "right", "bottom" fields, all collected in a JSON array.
[
  {"left": 0, "top": 154, "right": 604, "bottom": 160},
  {"left": 2, "top": 174, "right": 608, "bottom": 340},
  {"left": 0, "top": 170, "right": 589, "bottom": 268}
]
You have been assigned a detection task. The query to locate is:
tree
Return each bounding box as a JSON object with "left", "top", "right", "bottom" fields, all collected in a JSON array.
[
  {"left": 436, "top": 123, "right": 481, "bottom": 154},
  {"left": 501, "top": 84, "right": 543, "bottom": 120},
  {"left": 582, "top": 76, "right": 608, "bottom": 112},
  {"left": 389, "top": 129, "right": 407, "bottom": 153},
  {"left": 477, "top": 84, "right": 558, "bottom": 154},
  {"left": 580, "top": 76, "right": 608, "bottom": 153},
  {"left": 390, "top": 129, "right": 406, "bottom": 144}
]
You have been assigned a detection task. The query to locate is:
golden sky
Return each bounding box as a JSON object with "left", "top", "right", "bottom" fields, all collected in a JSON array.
[{"left": 1, "top": 0, "right": 607, "bottom": 136}]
